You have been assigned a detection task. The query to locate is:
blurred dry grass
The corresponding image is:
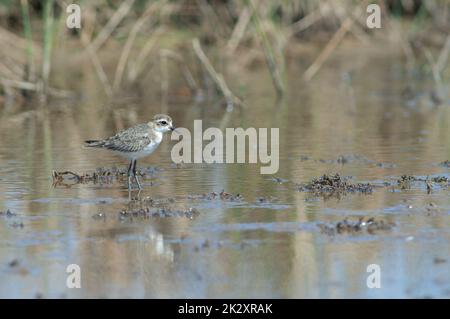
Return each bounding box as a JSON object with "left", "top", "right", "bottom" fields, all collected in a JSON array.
[{"left": 0, "top": 0, "right": 449, "bottom": 108}]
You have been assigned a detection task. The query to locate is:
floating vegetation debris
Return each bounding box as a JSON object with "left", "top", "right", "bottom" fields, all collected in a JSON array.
[
  {"left": 336, "top": 154, "right": 372, "bottom": 165},
  {"left": 92, "top": 212, "right": 106, "bottom": 220},
  {"left": 0, "top": 209, "right": 16, "bottom": 217},
  {"left": 431, "top": 176, "right": 448, "bottom": 183},
  {"left": 296, "top": 174, "right": 374, "bottom": 197},
  {"left": 318, "top": 217, "right": 395, "bottom": 236},
  {"left": 0, "top": 210, "right": 23, "bottom": 229},
  {"left": 118, "top": 207, "right": 200, "bottom": 220},
  {"left": 255, "top": 196, "right": 277, "bottom": 203},
  {"left": 439, "top": 160, "right": 450, "bottom": 168},
  {"left": 397, "top": 175, "right": 416, "bottom": 189},
  {"left": 315, "top": 154, "right": 396, "bottom": 168},
  {"left": 424, "top": 202, "right": 442, "bottom": 216},
  {"left": 299, "top": 155, "right": 311, "bottom": 161},
  {"left": 188, "top": 190, "right": 243, "bottom": 202},
  {"left": 8, "top": 259, "right": 20, "bottom": 268},
  {"left": 396, "top": 175, "right": 449, "bottom": 192},
  {"left": 52, "top": 166, "right": 162, "bottom": 187},
  {"left": 270, "top": 177, "right": 289, "bottom": 184},
  {"left": 10, "top": 222, "right": 24, "bottom": 229},
  {"left": 433, "top": 257, "right": 447, "bottom": 264}
]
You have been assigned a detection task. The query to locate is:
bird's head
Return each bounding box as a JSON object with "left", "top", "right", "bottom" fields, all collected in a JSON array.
[{"left": 150, "top": 114, "right": 175, "bottom": 133}]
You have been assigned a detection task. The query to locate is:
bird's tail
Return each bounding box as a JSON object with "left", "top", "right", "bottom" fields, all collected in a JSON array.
[{"left": 84, "top": 140, "right": 105, "bottom": 148}]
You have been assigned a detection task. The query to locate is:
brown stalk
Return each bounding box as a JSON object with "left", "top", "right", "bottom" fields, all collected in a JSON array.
[
  {"left": 192, "top": 38, "right": 243, "bottom": 107},
  {"left": 113, "top": 1, "right": 165, "bottom": 91},
  {"left": 304, "top": 1, "right": 367, "bottom": 81}
]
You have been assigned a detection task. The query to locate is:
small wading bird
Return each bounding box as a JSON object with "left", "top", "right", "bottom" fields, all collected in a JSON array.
[{"left": 84, "top": 114, "right": 175, "bottom": 191}]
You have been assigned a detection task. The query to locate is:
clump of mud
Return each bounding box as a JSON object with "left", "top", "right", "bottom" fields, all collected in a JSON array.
[
  {"left": 296, "top": 174, "right": 374, "bottom": 197},
  {"left": 318, "top": 217, "right": 395, "bottom": 236},
  {"left": 52, "top": 166, "right": 162, "bottom": 186}
]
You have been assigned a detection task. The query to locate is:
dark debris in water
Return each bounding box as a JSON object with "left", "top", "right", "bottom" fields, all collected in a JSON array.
[
  {"left": 10, "top": 222, "right": 24, "bottom": 229},
  {"left": 254, "top": 196, "right": 278, "bottom": 204},
  {"left": 296, "top": 174, "right": 374, "bottom": 197},
  {"left": 188, "top": 190, "right": 243, "bottom": 202},
  {"left": 433, "top": 257, "right": 447, "bottom": 264},
  {"left": 431, "top": 176, "right": 448, "bottom": 183},
  {"left": 314, "top": 154, "right": 395, "bottom": 168},
  {"left": 8, "top": 259, "right": 20, "bottom": 268},
  {"left": 397, "top": 175, "right": 416, "bottom": 189},
  {"left": 52, "top": 166, "right": 162, "bottom": 186},
  {"left": 6, "top": 259, "right": 29, "bottom": 276},
  {"left": 396, "top": 175, "right": 449, "bottom": 192},
  {"left": 270, "top": 176, "right": 289, "bottom": 184},
  {"left": 439, "top": 160, "right": 450, "bottom": 168},
  {"left": 118, "top": 207, "right": 200, "bottom": 220},
  {"left": 92, "top": 212, "right": 106, "bottom": 220},
  {"left": 1, "top": 210, "right": 24, "bottom": 229},
  {"left": 300, "top": 155, "right": 311, "bottom": 161},
  {"left": 318, "top": 217, "right": 395, "bottom": 236},
  {"left": 0, "top": 209, "right": 16, "bottom": 217}
]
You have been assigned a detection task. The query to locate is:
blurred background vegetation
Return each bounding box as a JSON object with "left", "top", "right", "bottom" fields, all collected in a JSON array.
[{"left": 0, "top": 0, "right": 449, "bottom": 108}]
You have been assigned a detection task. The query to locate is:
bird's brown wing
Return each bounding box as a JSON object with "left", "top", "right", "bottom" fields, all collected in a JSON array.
[{"left": 102, "top": 124, "right": 153, "bottom": 153}]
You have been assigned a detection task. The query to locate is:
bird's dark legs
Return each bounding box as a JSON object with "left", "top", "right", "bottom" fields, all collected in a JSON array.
[
  {"left": 132, "top": 159, "right": 142, "bottom": 190},
  {"left": 127, "top": 160, "right": 133, "bottom": 192},
  {"left": 126, "top": 160, "right": 142, "bottom": 191}
]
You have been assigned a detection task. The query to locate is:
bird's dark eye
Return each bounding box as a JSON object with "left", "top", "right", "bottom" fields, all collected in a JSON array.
[{"left": 160, "top": 121, "right": 167, "bottom": 125}]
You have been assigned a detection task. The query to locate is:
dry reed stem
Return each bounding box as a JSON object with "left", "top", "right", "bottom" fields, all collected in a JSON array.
[
  {"left": 86, "top": 46, "right": 113, "bottom": 97},
  {"left": 436, "top": 33, "right": 450, "bottom": 74},
  {"left": 285, "top": 9, "right": 322, "bottom": 39},
  {"left": 86, "top": 0, "right": 136, "bottom": 53},
  {"left": 226, "top": 7, "right": 252, "bottom": 55},
  {"left": 160, "top": 49, "right": 198, "bottom": 91},
  {"left": 304, "top": 2, "right": 366, "bottom": 81},
  {"left": 0, "top": 77, "right": 74, "bottom": 98},
  {"left": 0, "top": 27, "right": 42, "bottom": 58},
  {"left": 197, "top": 0, "right": 230, "bottom": 38},
  {"left": 41, "top": 0, "right": 54, "bottom": 98},
  {"left": 248, "top": 0, "right": 285, "bottom": 97},
  {"left": 113, "top": 1, "right": 164, "bottom": 91},
  {"left": 128, "top": 27, "right": 166, "bottom": 82},
  {"left": 424, "top": 49, "right": 443, "bottom": 89},
  {"left": 160, "top": 50, "right": 169, "bottom": 107},
  {"left": 192, "top": 38, "right": 243, "bottom": 107},
  {"left": 331, "top": 0, "right": 370, "bottom": 44},
  {"left": 81, "top": 33, "right": 113, "bottom": 97},
  {"left": 20, "top": 0, "right": 36, "bottom": 82}
]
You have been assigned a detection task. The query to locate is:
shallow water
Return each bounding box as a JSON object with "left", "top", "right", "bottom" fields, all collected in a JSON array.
[{"left": 1, "top": 43, "right": 450, "bottom": 298}]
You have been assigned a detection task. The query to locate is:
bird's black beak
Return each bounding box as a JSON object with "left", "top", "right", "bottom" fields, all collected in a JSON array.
[{"left": 170, "top": 126, "right": 175, "bottom": 131}]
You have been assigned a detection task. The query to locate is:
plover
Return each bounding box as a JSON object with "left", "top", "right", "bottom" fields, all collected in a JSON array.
[{"left": 85, "top": 114, "right": 174, "bottom": 191}]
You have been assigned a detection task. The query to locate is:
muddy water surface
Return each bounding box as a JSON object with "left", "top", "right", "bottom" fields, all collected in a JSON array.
[{"left": 1, "top": 44, "right": 450, "bottom": 298}]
